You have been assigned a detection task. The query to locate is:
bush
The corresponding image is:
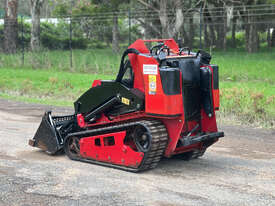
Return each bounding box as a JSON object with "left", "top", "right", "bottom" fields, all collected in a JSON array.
[
  {"left": 0, "top": 20, "right": 90, "bottom": 51},
  {"left": 226, "top": 32, "right": 246, "bottom": 48},
  {"left": 87, "top": 39, "right": 107, "bottom": 49},
  {"left": 41, "top": 33, "right": 88, "bottom": 50},
  {"left": 40, "top": 21, "right": 88, "bottom": 50},
  {"left": 0, "top": 21, "right": 31, "bottom": 51}
]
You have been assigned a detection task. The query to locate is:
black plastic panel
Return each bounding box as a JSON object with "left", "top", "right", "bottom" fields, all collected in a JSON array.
[
  {"left": 179, "top": 58, "right": 201, "bottom": 87},
  {"left": 178, "top": 58, "right": 201, "bottom": 121},
  {"left": 182, "top": 86, "right": 201, "bottom": 121},
  {"left": 211, "top": 65, "right": 219, "bottom": 90},
  {"left": 200, "top": 67, "right": 214, "bottom": 116},
  {"left": 159, "top": 67, "right": 181, "bottom": 95}
]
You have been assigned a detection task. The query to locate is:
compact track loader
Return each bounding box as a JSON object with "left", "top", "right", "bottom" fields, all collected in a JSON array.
[{"left": 29, "top": 39, "right": 224, "bottom": 172}]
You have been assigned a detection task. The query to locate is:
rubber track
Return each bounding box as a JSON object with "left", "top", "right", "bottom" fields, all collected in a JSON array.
[
  {"left": 65, "top": 119, "right": 168, "bottom": 172},
  {"left": 189, "top": 149, "right": 206, "bottom": 159}
]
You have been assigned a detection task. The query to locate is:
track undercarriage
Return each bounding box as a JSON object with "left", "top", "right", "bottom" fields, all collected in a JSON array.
[{"left": 64, "top": 120, "right": 168, "bottom": 172}]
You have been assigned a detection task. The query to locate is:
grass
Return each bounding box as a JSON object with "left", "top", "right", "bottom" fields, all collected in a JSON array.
[
  {"left": 0, "top": 68, "right": 114, "bottom": 105},
  {"left": 0, "top": 48, "right": 274, "bottom": 128},
  {"left": 0, "top": 49, "right": 121, "bottom": 74},
  {"left": 211, "top": 50, "right": 275, "bottom": 127},
  {"left": 212, "top": 50, "right": 275, "bottom": 84}
]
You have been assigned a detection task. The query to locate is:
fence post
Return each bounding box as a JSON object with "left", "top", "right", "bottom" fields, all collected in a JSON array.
[
  {"left": 69, "top": 15, "right": 73, "bottom": 70},
  {"left": 21, "top": 15, "right": 24, "bottom": 66},
  {"left": 128, "top": 6, "right": 131, "bottom": 45}
]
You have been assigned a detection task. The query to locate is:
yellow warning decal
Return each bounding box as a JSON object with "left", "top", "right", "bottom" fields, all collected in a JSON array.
[
  {"left": 121, "top": 97, "right": 130, "bottom": 105},
  {"left": 149, "top": 75, "right": 157, "bottom": 95}
]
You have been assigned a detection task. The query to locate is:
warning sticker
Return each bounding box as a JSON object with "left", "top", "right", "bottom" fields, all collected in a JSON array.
[
  {"left": 143, "top": 64, "right": 158, "bottom": 75},
  {"left": 149, "top": 75, "right": 157, "bottom": 95},
  {"left": 121, "top": 97, "right": 130, "bottom": 105}
]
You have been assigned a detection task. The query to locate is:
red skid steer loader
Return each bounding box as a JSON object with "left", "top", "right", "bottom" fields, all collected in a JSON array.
[{"left": 29, "top": 39, "right": 224, "bottom": 172}]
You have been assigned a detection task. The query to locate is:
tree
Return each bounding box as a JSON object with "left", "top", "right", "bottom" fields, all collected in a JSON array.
[
  {"left": 100, "top": 0, "right": 122, "bottom": 53},
  {"left": 137, "top": 0, "right": 203, "bottom": 47},
  {"left": 240, "top": 0, "right": 259, "bottom": 53},
  {"left": 52, "top": 0, "right": 125, "bottom": 53},
  {"left": 271, "top": 29, "right": 275, "bottom": 47},
  {"left": 203, "top": 4, "right": 215, "bottom": 48},
  {"left": 90, "top": 0, "right": 126, "bottom": 53},
  {"left": 204, "top": 0, "right": 228, "bottom": 50},
  {"left": 3, "top": 0, "right": 18, "bottom": 54},
  {"left": 30, "top": 0, "right": 45, "bottom": 51},
  {"left": 161, "top": 0, "right": 184, "bottom": 38},
  {"left": 137, "top": 0, "right": 185, "bottom": 39},
  {"left": 112, "top": 9, "right": 119, "bottom": 53},
  {"left": 231, "top": 5, "right": 238, "bottom": 48},
  {"left": 134, "top": 1, "right": 162, "bottom": 39}
]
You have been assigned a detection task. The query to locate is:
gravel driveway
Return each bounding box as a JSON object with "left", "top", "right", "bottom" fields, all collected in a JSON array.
[{"left": 0, "top": 98, "right": 274, "bottom": 206}]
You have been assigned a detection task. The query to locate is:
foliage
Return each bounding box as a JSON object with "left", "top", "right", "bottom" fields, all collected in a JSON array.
[
  {"left": 40, "top": 21, "right": 88, "bottom": 49},
  {"left": 226, "top": 32, "right": 246, "bottom": 49},
  {"left": 0, "top": 20, "right": 109, "bottom": 50}
]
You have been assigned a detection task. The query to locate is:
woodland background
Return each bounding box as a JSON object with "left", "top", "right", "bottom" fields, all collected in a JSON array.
[{"left": 1, "top": 0, "right": 275, "bottom": 54}]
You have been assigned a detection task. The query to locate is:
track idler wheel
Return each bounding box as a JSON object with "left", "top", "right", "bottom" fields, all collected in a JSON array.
[
  {"left": 64, "top": 136, "right": 81, "bottom": 160},
  {"left": 133, "top": 125, "right": 152, "bottom": 153}
]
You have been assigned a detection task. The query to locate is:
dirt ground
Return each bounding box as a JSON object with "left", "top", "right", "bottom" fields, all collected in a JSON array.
[{"left": 0, "top": 98, "right": 274, "bottom": 206}]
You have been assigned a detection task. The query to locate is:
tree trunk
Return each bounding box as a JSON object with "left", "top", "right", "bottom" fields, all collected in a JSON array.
[
  {"left": 232, "top": 15, "right": 237, "bottom": 48},
  {"left": 172, "top": 0, "right": 183, "bottom": 38},
  {"left": 204, "top": 6, "right": 216, "bottom": 48},
  {"left": 159, "top": 0, "right": 169, "bottom": 38},
  {"left": 246, "top": 10, "right": 259, "bottom": 53},
  {"left": 240, "top": 1, "right": 259, "bottom": 53},
  {"left": 271, "top": 29, "right": 275, "bottom": 47},
  {"left": 223, "top": 5, "right": 227, "bottom": 51},
  {"left": 215, "top": 18, "right": 222, "bottom": 48},
  {"left": 182, "top": 27, "right": 189, "bottom": 47},
  {"left": 188, "top": 14, "right": 194, "bottom": 49},
  {"left": 112, "top": 13, "right": 120, "bottom": 53},
  {"left": 231, "top": 5, "right": 238, "bottom": 49},
  {"left": 4, "top": 0, "right": 18, "bottom": 54},
  {"left": 240, "top": 7, "right": 250, "bottom": 51},
  {"left": 144, "top": 11, "right": 151, "bottom": 40},
  {"left": 267, "top": 27, "right": 271, "bottom": 48},
  {"left": 246, "top": 24, "right": 259, "bottom": 53},
  {"left": 215, "top": 6, "right": 226, "bottom": 50},
  {"left": 203, "top": 6, "right": 210, "bottom": 48},
  {"left": 204, "top": 23, "right": 210, "bottom": 48},
  {"left": 30, "top": 0, "right": 44, "bottom": 51}
]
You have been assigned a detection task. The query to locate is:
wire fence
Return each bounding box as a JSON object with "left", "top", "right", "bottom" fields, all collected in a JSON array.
[{"left": 0, "top": 4, "right": 275, "bottom": 71}]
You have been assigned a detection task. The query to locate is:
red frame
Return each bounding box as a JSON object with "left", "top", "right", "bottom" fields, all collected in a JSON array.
[{"left": 80, "top": 131, "right": 144, "bottom": 168}]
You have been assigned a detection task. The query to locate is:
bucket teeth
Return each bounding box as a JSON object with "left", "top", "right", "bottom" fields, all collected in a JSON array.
[{"left": 28, "top": 139, "right": 36, "bottom": 147}]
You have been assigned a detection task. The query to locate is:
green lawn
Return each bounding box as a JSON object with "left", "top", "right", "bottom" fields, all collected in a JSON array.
[
  {"left": 0, "top": 68, "right": 114, "bottom": 105},
  {"left": 0, "top": 48, "right": 274, "bottom": 127}
]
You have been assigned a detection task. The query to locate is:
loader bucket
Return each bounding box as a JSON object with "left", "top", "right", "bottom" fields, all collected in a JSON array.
[{"left": 29, "top": 111, "right": 75, "bottom": 154}]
